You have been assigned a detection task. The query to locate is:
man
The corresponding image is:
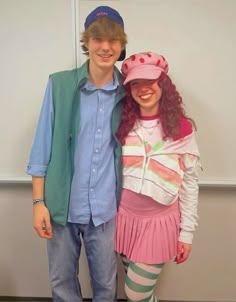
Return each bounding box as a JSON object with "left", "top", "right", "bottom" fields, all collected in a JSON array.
[{"left": 26, "top": 6, "right": 127, "bottom": 301}]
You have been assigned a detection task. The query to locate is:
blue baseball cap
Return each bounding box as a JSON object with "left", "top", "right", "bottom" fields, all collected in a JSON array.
[
  {"left": 84, "top": 6, "right": 124, "bottom": 29},
  {"left": 84, "top": 6, "right": 126, "bottom": 61}
]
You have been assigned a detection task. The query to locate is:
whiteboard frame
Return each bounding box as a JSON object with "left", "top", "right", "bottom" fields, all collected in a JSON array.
[{"left": 0, "top": 176, "right": 236, "bottom": 188}]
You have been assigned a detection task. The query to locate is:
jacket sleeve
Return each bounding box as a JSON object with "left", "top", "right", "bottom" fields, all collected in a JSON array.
[{"left": 178, "top": 152, "right": 200, "bottom": 244}]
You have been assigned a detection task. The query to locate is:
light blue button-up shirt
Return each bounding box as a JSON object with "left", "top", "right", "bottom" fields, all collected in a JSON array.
[{"left": 27, "top": 75, "right": 120, "bottom": 226}]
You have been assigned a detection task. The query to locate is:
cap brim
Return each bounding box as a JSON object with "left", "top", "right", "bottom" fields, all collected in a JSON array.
[
  {"left": 123, "top": 65, "right": 163, "bottom": 85},
  {"left": 117, "top": 48, "right": 126, "bottom": 61}
]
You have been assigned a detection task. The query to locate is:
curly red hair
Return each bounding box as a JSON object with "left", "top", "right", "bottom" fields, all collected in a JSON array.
[{"left": 116, "top": 73, "right": 196, "bottom": 144}]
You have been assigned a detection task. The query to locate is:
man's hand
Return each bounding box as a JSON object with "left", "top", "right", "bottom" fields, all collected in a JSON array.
[
  {"left": 33, "top": 202, "right": 52, "bottom": 239},
  {"left": 175, "top": 241, "right": 192, "bottom": 264}
]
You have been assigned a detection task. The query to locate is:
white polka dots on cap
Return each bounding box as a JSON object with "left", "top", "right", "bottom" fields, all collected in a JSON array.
[{"left": 121, "top": 52, "right": 169, "bottom": 85}]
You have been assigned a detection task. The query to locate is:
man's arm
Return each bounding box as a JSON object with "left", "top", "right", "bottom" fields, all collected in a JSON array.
[
  {"left": 32, "top": 176, "right": 52, "bottom": 239},
  {"left": 27, "top": 79, "right": 54, "bottom": 239}
]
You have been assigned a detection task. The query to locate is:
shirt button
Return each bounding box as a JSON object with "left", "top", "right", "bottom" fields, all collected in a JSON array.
[
  {"left": 92, "top": 168, "right": 96, "bottom": 172},
  {"left": 97, "top": 129, "right": 101, "bottom": 133},
  {"left": 95, "top": 149, "right": 99, "bottom": 153},
  {"left": 90, "top": 188, "right": 94, "bottom": 192},
  {"left": 100, "top": 108, "right": 103, "bottom": 112}
]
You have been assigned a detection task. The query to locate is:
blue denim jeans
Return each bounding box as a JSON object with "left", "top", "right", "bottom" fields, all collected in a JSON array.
[{"left": 47, "top": 218, "right": 117, "bottom": 302}]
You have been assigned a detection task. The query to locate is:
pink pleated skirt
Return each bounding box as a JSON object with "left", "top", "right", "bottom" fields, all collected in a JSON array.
[{"left": 115, "top": 189, "right": 180, "bottom": 264}]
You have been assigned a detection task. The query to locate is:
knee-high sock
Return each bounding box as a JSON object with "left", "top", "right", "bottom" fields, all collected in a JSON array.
[{"left": 124, "top": 260, "right": 164, "bottom": 302}]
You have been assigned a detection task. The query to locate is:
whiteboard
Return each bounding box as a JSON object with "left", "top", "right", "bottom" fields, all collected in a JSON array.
[
  {"left": 1, "top": 0, "right": 236, "bottom": 186},
  {"left": 0, "top": 0, "right": 75, "bottom": 179}
]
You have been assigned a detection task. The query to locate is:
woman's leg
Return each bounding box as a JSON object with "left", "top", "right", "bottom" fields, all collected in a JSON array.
[
  {"left": 125, "top": 261, "right": 164, "bottom": 302},
  {"left": 120, "top": 254, "right": 130, "bottom": 273}
]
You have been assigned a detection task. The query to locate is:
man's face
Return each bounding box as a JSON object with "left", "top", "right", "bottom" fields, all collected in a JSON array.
[{"left": 86, "top": 37, "right": 123, "bottom": 71}]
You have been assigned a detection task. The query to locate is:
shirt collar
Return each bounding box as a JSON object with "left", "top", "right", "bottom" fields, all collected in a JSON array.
[{"left": 82, "top": 71, "right": 119, "bottom": 92}]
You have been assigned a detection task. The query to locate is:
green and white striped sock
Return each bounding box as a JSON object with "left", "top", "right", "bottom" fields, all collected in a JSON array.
[{"left": 124, "top": 260, "right": 164, "bottom": 302}]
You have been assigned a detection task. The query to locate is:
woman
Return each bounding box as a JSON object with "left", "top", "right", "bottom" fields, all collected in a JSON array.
[{"left": 115, "top": 52, "right": 201, "bottom": 301}]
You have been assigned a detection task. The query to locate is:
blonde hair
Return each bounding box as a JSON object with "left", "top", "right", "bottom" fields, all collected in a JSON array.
[{"left": 80, "top": 17, "right": 127, "bottom": 56}]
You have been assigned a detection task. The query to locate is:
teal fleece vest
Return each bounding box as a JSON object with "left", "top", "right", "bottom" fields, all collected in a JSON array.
[{"left": 44, "top": 61, "right": 125, "bottom": 225}]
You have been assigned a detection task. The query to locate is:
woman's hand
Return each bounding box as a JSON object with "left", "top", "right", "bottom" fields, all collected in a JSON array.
[{"left": 175, "top": 241, "right": 192, "bottom": 264}]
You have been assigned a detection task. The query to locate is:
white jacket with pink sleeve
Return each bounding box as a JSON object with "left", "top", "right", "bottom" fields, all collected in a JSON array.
[{"left": 122, "top": 119, "right": 201, "bottom": 244}]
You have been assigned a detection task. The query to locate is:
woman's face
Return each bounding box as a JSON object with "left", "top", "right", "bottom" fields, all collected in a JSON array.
[{"left": 130, "top": 79, "right": 162, "bottom": 115}]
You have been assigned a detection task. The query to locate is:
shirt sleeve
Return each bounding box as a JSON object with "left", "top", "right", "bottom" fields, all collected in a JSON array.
[
  {"left": 26, "top": 78, "right": 54, "bottom": 176},
  {"left": 178, "top": 152, "right": 200, "bottom": 244}
]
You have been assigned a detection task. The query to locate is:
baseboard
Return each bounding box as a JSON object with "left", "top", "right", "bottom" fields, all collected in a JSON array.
[
  {"left": 0, "top": 298, "right": 52, "bottom": 302},
  {"left": 0, "top": 299, "right": 51, "bottom": 302},
  {"left": 0, "top": 298, "right": 48, "bottom": 302}
]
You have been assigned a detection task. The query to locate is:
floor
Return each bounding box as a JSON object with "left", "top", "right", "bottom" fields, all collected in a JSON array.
[
  {"left": 0, "top": 299, "right": 211, "bottom": 302},
  {"left": 0, "top": 300, "right": 126, "bottom": 302},
  {"left": 0, "top": 300, "right": 127, "bottom": 302},
  {"left": 0, "top": 300, "right": 213, "bottom": 302}
]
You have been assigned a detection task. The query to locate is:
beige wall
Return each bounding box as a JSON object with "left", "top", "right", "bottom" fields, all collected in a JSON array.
[{"left": 0, "top": 184, "right": 235, "bottom": 301}]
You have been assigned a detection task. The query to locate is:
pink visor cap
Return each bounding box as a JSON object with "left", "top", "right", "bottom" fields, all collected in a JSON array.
[{"left": 121, "top": 52, "right": 169, "bottom": 85}]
